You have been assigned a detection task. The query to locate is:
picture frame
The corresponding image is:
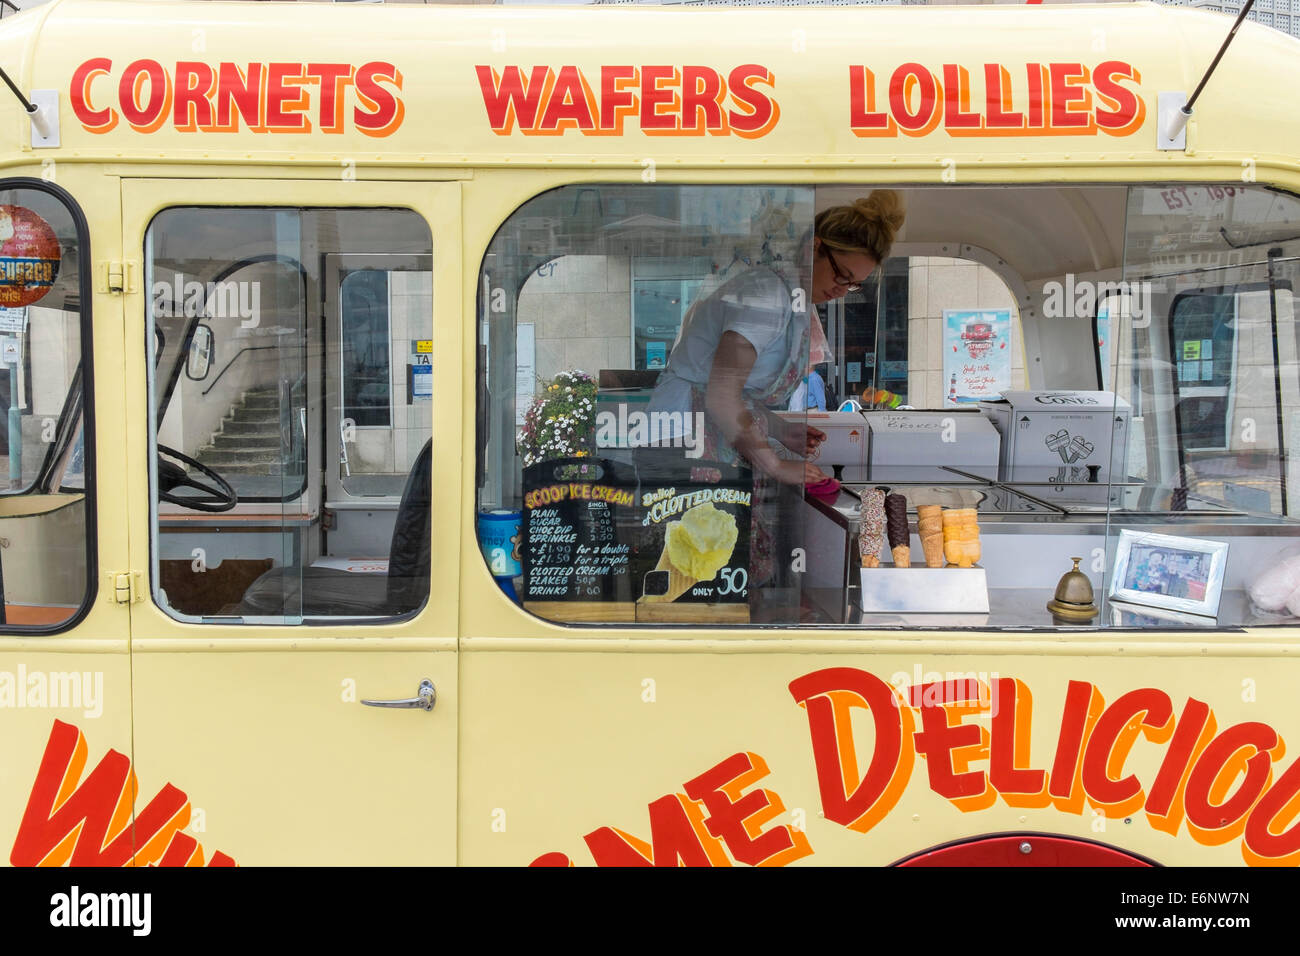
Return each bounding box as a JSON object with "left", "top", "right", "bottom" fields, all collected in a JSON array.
[{"left": 1109, "top": 530, "right": 1228, "bottom": 619}]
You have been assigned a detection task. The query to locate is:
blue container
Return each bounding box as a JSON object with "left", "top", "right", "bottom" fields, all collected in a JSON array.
[{"left": 477, "top": 509, "right": 523, "bottom": 578}]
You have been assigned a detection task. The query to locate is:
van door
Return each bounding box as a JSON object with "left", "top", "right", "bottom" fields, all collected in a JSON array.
[
  {"left": 121, "top": 179, "right": 460, "bottom": 864},
  {"left": 1, "top": 179, "right": 135, "bottom": 866}
]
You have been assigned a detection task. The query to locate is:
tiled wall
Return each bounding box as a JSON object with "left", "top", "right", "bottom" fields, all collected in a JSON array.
[
  {"left": 907, "top": 256, "right": 1028, "bottom": 408},
  {"left": 518, "top": 255, "right": 631, "bottom": 386}
]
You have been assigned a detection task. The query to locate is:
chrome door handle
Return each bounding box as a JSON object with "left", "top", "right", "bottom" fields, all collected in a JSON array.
[{"left": 361, "top": 678, "right": 436, "bottom": 712}]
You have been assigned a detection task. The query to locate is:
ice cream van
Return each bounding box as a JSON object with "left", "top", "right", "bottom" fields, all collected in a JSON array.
[{"left": 2, "top": 0, "right": 1300, "bottom": 869}]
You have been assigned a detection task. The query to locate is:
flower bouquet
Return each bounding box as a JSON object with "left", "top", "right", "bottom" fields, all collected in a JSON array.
[{"left": 517, "top": 370, "right": 598, "bottom": 466}]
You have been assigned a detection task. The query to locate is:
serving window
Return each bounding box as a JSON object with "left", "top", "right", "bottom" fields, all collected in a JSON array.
[{"left": 476, "top": 182, "right": 1300, "bottom": 631}]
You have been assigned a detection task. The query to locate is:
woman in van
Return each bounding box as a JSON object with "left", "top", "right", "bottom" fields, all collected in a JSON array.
[{"left": 641, "top": 190, "right": 905, "bottom": 589}]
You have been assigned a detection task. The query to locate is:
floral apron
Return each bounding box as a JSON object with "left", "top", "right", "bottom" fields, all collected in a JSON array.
[{"left": 681, "top": 267, "right": 829, "bottom": 585}]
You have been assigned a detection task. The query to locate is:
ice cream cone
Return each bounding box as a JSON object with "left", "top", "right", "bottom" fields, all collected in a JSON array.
[
  {"left": 859, "top": 489, "right": 886, "bottom": 568},
  {"left": 942, "top": 508, "right": 981, "bottom": 568},
  {"left": 642, "top": 546, "right": 698, "bottom": 603},
  {"left": 884, "top": 494, "right": 910, "bottom": 567},
  {"left": 916, "top": 504, "right": 944, "bottom": 568}
]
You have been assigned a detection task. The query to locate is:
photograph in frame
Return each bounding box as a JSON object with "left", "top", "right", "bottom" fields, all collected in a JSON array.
[{"left": 1109, "top": 530, "right": 1229, "bottom": 618}]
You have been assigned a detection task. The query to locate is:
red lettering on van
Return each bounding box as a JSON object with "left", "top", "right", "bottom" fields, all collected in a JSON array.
[
  {"left": 119, "top": 59, "right": 172, "bottom": 134},
  {"left": 10, "top": 720, "right": 236, "bottom": 867},
  {"left": 353, "top": 61, "right": 404, "bottom": 138},
  {"left": 849, "top": 60, "right": 1144, "bottom": 138},
  {"left": 475, "top": 63, "right": 778, "bottom": 138},
  {"left": 265, "top": 62, "right": 313, "bottom": 133},
  {"left": 989, "top": 678, "right": 1050, "bottom": 807},
  {"left": 583, "top": 793, "right": 727, "bottom": 867},
  {"left": 69, "top": 58, "right": 402, "bottom": 137},
  {"left": 790, "top": 667, "right": 914, "bottom": 832},
  {"left": 174, "top": 61, "right": 216, "bottom": 132},
  {"left": 1183, "top": 722, "right": 1281, "bottom": 846},
  {"left": 70, "top": 57, "right": 118, "bottom": 133},
  {"left": 533, "top": 751, "right": 807, "bottom": 867},
  {"left": 726, "top": 64, "right": 779, "bottom": 139},
  {"left": 1243, "top": 755, "right": 1300, "bottom": 866},
  {"left": 1145, "top": 697, "right": 1215, "bottom": 835},
  {"left": 305, "top": 63, "right": 355, "bottom": 135},
  {"left": 1093, "top": 61, "right": 1144, "bottom": 135},
  {"left": 682, "top": 752, "right": 811, "bottom": 866},
  {"left": 214, "top": 62, "right": 266, "bottom": 133},
  {"left": 1081, "top": 687, "right": 1175, "bottom": 818},
  {"left": 911, "top": 679, "right": 997, "bottom": 810}
]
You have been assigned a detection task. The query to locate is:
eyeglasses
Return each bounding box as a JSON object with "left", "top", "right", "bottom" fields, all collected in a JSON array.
[{"left": 823, "top": 247, "right": 866, "bottom": 293}]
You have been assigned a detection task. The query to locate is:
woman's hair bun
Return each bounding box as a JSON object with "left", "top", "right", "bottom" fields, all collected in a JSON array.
[
  {"left": 816, "top": 189, "right": 906, "bottom": 262},
  {"left": 854, "top": 190, "right": 906, "bottom": 238}
]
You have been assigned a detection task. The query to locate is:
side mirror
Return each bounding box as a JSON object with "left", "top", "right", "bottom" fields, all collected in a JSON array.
[{"left": 185, "top": 324, "right": 213, "bottom": 380}]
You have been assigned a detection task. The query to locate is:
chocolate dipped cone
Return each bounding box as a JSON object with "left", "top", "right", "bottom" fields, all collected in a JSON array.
[
  {"left": 884, "top": 493, "right": 910, "bottom": 567},
  {"left": 859, "top": 489, "right": 886, "bottom": 569}
]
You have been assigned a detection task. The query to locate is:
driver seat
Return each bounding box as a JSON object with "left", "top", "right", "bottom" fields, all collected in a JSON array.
[{"left": 236, "top": 440, "right": 431, "bottom": 617}]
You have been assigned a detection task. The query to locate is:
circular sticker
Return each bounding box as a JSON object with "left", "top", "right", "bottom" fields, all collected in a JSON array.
[{"left": 0, "top": 205, "right": 61, "bottom": 308}]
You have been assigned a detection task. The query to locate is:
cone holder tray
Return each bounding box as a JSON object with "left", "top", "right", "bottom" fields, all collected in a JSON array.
[{"left": 859, "top": 566, "right": 989, "bottom": 614}]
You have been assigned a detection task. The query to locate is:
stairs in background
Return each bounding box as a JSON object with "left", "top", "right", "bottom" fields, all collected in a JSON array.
[{"left": 196, "top": 386, "right": 286, "bottom": 476}]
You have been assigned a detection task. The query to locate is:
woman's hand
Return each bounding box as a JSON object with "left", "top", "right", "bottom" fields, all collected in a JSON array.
[
  {"left": 772, "top": 458, "right": 830, "bottom": 486},
  {"left": 778, "top": 420, "right": 827, "bottom": 457},
  {"left": 704, "top": 333, "right": 827, "bottom": 486}
]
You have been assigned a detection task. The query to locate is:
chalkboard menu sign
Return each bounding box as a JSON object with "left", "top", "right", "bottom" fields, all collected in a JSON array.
[
  {"left": 521, "top": 456, "right": 753, "bottom": 624},
  {"left": 522, "top": 458, "right": 638, "bottom": 619},
  {"left": 633, "top": 461, "right": 751, "bottom": 623}
]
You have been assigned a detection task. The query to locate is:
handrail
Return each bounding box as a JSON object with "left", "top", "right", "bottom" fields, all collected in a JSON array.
[{"left": 201, "top": 345, "right": 277, "bottom": 396}]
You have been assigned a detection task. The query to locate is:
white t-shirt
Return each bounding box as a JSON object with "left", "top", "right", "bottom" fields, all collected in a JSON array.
[{"left": 647, "top": 268, "right": 795, "bottom": 434}]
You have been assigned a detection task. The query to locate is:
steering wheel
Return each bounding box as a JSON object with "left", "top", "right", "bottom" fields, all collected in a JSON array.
[{"left": 157, "top": 444, "right": 238, "bottom": 513}]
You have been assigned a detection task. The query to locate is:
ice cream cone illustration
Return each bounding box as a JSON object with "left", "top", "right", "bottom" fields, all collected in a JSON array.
[
  {"left": 1046, "top": 429, "right": 1072, "bottom": 463},
  {"left": 641, "top": 502, "right": 739, "bottom": 604},
  {"left": 647, "top": 547, "right": 697, "bottom": 603}
]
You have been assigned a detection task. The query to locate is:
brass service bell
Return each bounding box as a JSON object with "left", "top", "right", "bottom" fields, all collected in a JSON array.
[{"left": 1047, "top": 556, "right": 1099, "bottom": 621}]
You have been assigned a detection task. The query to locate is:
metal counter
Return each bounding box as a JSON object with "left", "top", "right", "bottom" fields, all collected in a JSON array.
[{"left": 802, "top": 586, "right": 1298, "bottom": 629}]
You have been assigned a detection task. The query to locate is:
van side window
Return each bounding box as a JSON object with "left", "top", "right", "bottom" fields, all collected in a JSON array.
[
  {"left": 481, "top": 183, "right": 1300, "bottom": 631},
  {"left": 0, "top": 185, "right": 92, "bottom": 632},
  {"left": 145, "top": 207, "right": 433, "bottom": 623},
  {"left": 1118, "top": 186, "right": 1300, "bottom": 521},
  {"left": 1104, "top": 186, "right": 1300, "bottom": 626},
  {"left": 478, "top": 185, "right": 817, "bottom": 626}
]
